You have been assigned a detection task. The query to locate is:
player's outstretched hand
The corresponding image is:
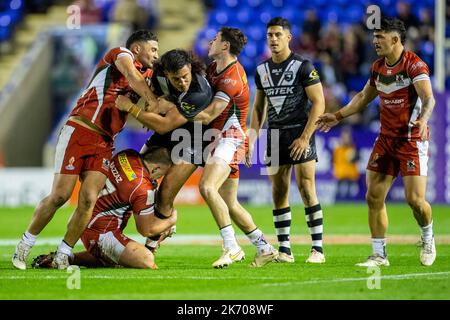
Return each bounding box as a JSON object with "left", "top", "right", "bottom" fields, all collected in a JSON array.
[
  {"left": 316, "top": 113, "right": 339, "bottom": 132},
  {"left": 115, "top": 95, "right": 134, "bottom": 112},
  {"left": 411, "top": 118, "right": 428, "bottom": 141}
]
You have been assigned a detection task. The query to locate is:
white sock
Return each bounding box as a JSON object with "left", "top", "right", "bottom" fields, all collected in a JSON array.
[
  {"left": 372, "top": 238, "right": 386, "bottom": 258},
  {"left": 58, "top": 240, "right": 74, "bottom": 258},
  {"left": 420, "top": 221, "right": 433, "bottom": 242},
  {"left": 246, "top": 228, "right": 271, "bottom": 254},
  {"left": 220, "top": 225, "right": 239, "bottom": 251},
  {"left": 22, "top": 231, "right": 37, "bottom": 247}
]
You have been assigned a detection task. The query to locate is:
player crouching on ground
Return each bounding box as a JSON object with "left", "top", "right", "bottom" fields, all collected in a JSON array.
[{"left": 33, "top": 147, "right": 175, "bottom": 269}]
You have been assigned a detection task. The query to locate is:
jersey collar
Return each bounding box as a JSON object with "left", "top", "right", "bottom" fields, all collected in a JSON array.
[
  {"left": 385, "top": 49, "right": 405, "bottom": 68},
  {"left": 215, "top": 60, "right": 237, "bottom": 76}
]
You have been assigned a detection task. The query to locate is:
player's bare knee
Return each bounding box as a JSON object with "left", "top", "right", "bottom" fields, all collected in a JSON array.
[
  {"left": 406, "top": 196, "right": 424, "bottom": 212},
  {"left": 366, "top": 191, "right": 383, "bottom": 208},
  {"left": 78, "top": 195, "right": 97, "bottom": 211},
  {"left": 47, "top": 193, "right": 70, "bottom": 208},
  {"left": 199, "top": 183, "right": 216, "bottom": 200}
]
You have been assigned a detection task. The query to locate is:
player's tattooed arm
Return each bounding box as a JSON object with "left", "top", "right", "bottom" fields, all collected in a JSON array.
[{"left": 412, "top": 79, "right": 435, "bottom": 140}]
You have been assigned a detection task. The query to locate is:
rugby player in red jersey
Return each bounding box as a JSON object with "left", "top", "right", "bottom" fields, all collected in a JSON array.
[
  {"left": 32, "top": 147, "right": 175, "bottom": 269},
  {"left": 13, "top": 30, "right": 160, "bottom": 270},
  {"left": 316, "top": 17, "right": 436, "bottom": 266},
  {"left": 194, "top": 28, "right": 278, "bottom": 268}
]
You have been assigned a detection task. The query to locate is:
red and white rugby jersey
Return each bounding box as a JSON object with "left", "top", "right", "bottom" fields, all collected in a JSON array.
[
  {"left": 206, "top": 60, "right": 249, "bottom": 139},
  {"left": 369, "top": 50, "right": 430, "bottom": 140},
  {"left": 70, "top": 47, "right": 153, "bottom": 139},
  {"left": 87, "top": 149, "right": 156, "bottom": 233}
]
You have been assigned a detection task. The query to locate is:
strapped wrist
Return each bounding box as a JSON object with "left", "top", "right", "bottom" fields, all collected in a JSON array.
[{"left": 129, "top": 104, "right": 141, "bottom": 118}]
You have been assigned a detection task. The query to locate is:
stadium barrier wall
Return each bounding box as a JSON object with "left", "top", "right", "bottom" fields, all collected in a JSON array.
[
  {"left": 0, "top": 33, "right": 52, "bottom": 166},
  {"left": 2, "top": 90, "right": 447, "bottom": 208}
]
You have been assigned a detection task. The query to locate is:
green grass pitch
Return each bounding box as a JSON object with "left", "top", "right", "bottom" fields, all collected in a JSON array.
[{"left": 0, "top": 204, "right": 449, "bottom": 300}]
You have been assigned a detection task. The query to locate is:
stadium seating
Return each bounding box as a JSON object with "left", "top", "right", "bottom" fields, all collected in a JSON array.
[{"left": 194, "top": 0, "right": 437, "bottom": 96}]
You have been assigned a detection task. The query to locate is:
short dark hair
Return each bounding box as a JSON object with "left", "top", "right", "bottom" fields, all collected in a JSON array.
[
  {"left": 142, "top": 146, "right": 172, "bottom": 167},
  {"left": 126, "top": 30, "right": 158, "bottom": 49},
  {"left": 267, "top": 17, "right": 291, "bottom": 31},
  {"left": 220, "top": 27, "right": 248, "bottom": 56},
  {"left": 154, "top": 49, "right": 206, "bottom": 75},
  {"left": 376, "top": 17, "right": 406, "bottom": 44}
]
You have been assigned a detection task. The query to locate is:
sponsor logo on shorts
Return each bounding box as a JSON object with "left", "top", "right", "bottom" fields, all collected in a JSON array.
[
  {"left": 369, "top": 153, "right": 379, "bottom": 167},
  {"left": 102, "top": 158, "right": 110, "bottom": 172},
  {"left": 118, "top": 153, "right": 137, "bottom": 181},
  {"left": 65, "top": 157, "right": 75, "bottom": 171},
  {"left": 407, "top": 160, "right": 416, "bottom": 172}
]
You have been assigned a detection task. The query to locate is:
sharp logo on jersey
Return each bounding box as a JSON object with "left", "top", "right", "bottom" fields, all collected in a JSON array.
[
  {"left": 384, "top": 98, "right": 404, "bottom": 105},
  {"left": 110, "top": 161, "right": 123, "bottom": 183},
  {"left": 118, "top": 153, "right": 137, "bottom": 181},
  {"left": 284, "top": 71, "right": 294, "bottom": 81},
  {"left": 309, "top": 69, "right": 319, "bottom": 81},
  {"left": 179, "top": 102, "right": 196, "bottom": 115},
  {"left": 407, "top": 160, "right": 416, "bottom": 172},
  {"left": 265, "top": 87, "right": 294, "bottom": 96},
  {"left": 65, "top": 157, "right": 75, "bottom": 171}
]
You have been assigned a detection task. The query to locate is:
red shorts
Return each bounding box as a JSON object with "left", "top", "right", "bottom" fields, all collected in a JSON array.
[
  {"left": 54, "top": 120, "right": 113, "bottom": 176},
  {"left": 81, "top": 228, "right": 132, "bottom": 266},
  {"left": 367, "top": 134, "right": 429, "bottom": 177},
  {"left": 208, "top": 127, "right": 247, "bottom": 179}
]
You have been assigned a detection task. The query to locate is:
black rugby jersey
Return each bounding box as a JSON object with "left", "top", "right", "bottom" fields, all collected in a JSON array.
[
  {"left": 255, "top": 52, "right": 321, "bottom": 128},
  {"left": 151, "top": 71, "right": 213, "bottom": 120}
]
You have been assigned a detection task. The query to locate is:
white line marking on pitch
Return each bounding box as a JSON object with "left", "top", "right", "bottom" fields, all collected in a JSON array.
[
  {"left": 261, "top": 271, "right": 450, "bottom": 286},
  {"left": 0, "top": 271, "right": 449, "bottom": 283}
]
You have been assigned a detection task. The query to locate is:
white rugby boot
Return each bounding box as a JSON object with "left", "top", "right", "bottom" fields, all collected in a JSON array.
[
  {"left": 275, "top": 252, "right": 295, "bottom": 263},
  {"left": 212, "top": 247, "right": 245, "bottom": 269},
  {"left": 306, "top": 249, "right": 326, "bottom": 264},
  {"left": 419, "top": 237, "right": 436, "bottom": 266},
  {"left": 12, "top": 240, "right": 32, "bottom": 270},
  {"left": 355, "top": 253, "right": 390, "bottom": 267},
  {"left": 250, "top": 246, "right": 278, "bottom": 268}
]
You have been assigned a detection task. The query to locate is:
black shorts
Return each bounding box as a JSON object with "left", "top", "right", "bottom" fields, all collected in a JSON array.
[
  {"left": 265, "top": 126, "right": 318, "bottom": 166},
  {"left": 144, "top": 123, "right": 210, "bottom": 167}
]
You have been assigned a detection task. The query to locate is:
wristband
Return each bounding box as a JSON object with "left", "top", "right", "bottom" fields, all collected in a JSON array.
[{"left": 334, "top": 110, "right": 344, "bottom": 121}]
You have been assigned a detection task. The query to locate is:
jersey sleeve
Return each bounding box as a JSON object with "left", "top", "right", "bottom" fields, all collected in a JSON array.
[
  {"left": 176, "top": 75, "right": 213, "bottom": 120},
  {"left": 213, "top": 74, "right": 242, "bottom": 104},
  {"left": 368, "top": 64, "right": 376, "bottom": 87},
  {"left": 254, "top": 69, "right": 263, "bottom": 90},
  {"left": 299, "top": 60, "right": 321, "bottom": 87},
  {"left": 407, "top": 57, "right": 430, "bottom": 83},
  {"left": 109, "top": 47, "right": 134, "bottom": 63},
  {"left": 130, "top": 185, "right": 156, "bottom": 216}
]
